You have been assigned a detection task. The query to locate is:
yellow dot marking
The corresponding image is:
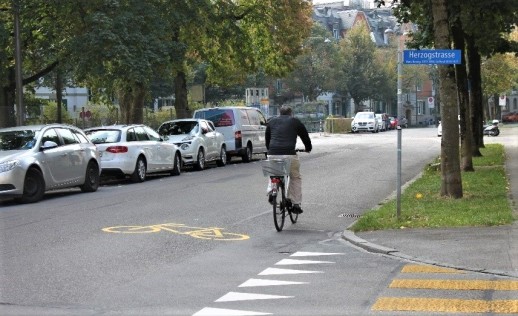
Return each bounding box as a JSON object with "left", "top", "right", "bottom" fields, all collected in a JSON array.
[
  {"left": 390, "top": 279, "right": 518, "bottom": 291},
  {"left": 373, "top": 297, "right": 518, "bottom": 313},
  {"left": 401, "top": 264, "right": 464, "bottom": 274}
]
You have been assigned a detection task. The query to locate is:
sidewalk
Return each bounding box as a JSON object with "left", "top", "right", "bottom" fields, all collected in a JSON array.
[{"left": 342, "top": 127, "right": 518, "bottom": 278}]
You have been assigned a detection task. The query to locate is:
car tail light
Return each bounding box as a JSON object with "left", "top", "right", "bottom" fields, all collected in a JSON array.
[{"left": 106, "top": 146, "right": 128, "bottom": 153}]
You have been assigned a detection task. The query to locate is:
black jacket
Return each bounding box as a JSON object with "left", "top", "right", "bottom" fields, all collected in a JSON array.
[{"left": 265, "top": 115, "right": 312, "bottom": 155}]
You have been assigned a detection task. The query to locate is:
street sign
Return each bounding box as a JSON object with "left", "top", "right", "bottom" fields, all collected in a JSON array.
[
  {"left": 403, "top": 49, "right": 461, "bottom": 65},
  {"left": 427, "top": 96, "right": 435, "bottom": 108}
]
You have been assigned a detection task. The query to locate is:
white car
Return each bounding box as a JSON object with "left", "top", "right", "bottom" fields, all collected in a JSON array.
[
  {"left": 85, "top": 124, "right": 181, "bottom": 182},
  {"left": 158, "top": 118, "right": 226, "bottom": 170},
  {"left": 351, "top": 111, "right": 379, "bottom": 133},
  {"left": 0, "top": 124, "right": 101, "bottom": 203}
]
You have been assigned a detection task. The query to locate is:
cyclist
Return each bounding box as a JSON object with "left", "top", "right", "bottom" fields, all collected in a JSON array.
[{"left": 265, "top": 105, "right": 312, "bottom": 214}]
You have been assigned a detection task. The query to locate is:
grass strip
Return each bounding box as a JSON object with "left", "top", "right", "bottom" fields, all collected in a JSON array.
[{"left": 351, "top": 144, "right": 513, "bottom": 232}]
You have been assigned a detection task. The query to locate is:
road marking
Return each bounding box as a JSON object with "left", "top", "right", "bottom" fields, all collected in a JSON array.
[
  {"left": 372, "top": 297, "right": 518, "bottom": 313},
  {"left": 390, "top": 279, "right": 518, "bottom": 291},
  {"left": 215, "top": 292, "right": 293, "bottom": 302},
  {"left": 193, "top": 307, "right": 271, "bottom": 315},
  {"left": 290, "top": 251, "right": 345, "bottom": 257},
  {"left": 275, "top": 259, "right": 334, "bottom": 265},
  {"left": 238, "top": 279, "right": 308, "bottom": 287},
  {"left": 258, "top": 267, "right": 323, "bottom": 275},
  {"left": 401, "top": 264, "right": 464, "bottom": 274}
]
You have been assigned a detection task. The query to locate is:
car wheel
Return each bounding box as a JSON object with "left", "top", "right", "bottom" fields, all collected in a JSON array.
[
  {"left": 80, "top": 161, "right": 100, "bottom": 192},
  {"left": 216, "top": 146, "right": 227, "bottom": 167},
  {"left": 195, "top": 148, "right": 205, "bottom": 171},
  {"left": 18, "top": 168, "right": 45, "bottom": 203},
  {"left": 171, "top": 152, "right": 181, "bottom": 176},
  {"left": 242, "top": 144, "right": 252, "bottom": 163},
  {"left": 131, "top": 156, "right": 146, "bottom": 182}
]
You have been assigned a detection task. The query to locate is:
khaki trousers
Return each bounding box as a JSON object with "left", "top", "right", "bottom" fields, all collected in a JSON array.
[{"left": 267, "top": 155, "right": 302, "bottom": 205}]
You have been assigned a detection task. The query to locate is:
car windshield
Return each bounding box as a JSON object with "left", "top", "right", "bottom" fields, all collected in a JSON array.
[
  {"left": 85, "top": 129, "right": 121, "bottom": 144},
  {"left": 194, "top": 109, "right": 235, "bottom": 127},
  {"left": 0, "top": 130, "right": 38, "bottom": 150},
  {"left": 356, "top": 113, "right": 374, "bottom": 119},
  {"left": 159, "top": 121, "right": 199, "bottom": 136}
]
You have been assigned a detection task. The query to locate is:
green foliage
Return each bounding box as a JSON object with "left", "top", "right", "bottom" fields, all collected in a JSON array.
[
  {"left": 283, "top": 24, "right": 343, "bottom": 101},
  {"left": 338, "top": 24, "right": 380, "bottom": 110},
  {"left": 351, "top": 144, "right": 513, "bottom": 232}
]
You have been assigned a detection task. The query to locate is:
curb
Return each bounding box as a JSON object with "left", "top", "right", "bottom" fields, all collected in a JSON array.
[{"left": 341, "top": 229, "right": 518, "bottom": 279}]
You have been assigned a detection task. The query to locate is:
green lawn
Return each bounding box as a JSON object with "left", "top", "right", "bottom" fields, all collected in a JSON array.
[{"left": 350, "top": 144, "right": 514, "bottom": 232}]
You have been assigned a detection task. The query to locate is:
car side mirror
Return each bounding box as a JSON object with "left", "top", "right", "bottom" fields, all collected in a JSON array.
[{"left": 41, "top": 140, "right": 58, "bottom": 150}]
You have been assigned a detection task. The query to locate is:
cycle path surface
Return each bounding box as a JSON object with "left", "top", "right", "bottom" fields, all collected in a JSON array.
[{"left": 337, "top": 126, "right": 518, "bottom": 278}]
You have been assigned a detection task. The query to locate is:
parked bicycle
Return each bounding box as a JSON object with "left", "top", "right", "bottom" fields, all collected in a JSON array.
[{"left": 261, "top": 149, "right": 305, "bottom": 231}]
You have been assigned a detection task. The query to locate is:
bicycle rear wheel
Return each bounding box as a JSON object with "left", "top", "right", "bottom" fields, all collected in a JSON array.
[{"left": 273, "top": 183, "right": 285, "bottom": 231}]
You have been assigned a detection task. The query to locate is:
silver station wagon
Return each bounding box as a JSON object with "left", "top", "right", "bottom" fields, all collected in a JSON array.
[{"left": 0, "top": 124, "right": 101, "bottom": 203}]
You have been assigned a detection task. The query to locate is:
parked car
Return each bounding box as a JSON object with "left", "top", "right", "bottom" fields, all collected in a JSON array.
[
  {"left": 157, "top": 118, "right": 226, "bottom": 170},
  {"left": 84, "top": 124, "right": 181, "bottom": 182},
  {"left": 375, "top": 114, "right": 387, "bottom": 132},
  {"left": 193, "top": 106, "right": 268, "bottom": 162},
  {"left": 502, "top": 112, "right": 518, "bottom": 123},
  {"left": 0, "top": 124, "right": 101, "bottom": 203},
  {"left": 388, "top": 116, "right": 398, "bottom": 130},
  {"left": 351, "top": 111, "right": 379, "bottom": 133}
]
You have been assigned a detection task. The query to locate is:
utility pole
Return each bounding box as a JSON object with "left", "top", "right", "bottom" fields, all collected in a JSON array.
[
  {"left": 396, "top": 32, "right": 404, "bottom": 220},
  {"left": 13, "top": 0, "right": 24, "bottom": 126}
]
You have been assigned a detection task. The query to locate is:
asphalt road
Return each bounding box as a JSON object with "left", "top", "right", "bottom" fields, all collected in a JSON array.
[{"left": 1, "top": 126, "right": 463, "bottom": 315}]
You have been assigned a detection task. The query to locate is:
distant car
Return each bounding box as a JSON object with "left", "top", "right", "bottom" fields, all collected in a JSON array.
[
  {"left": 502, "top": 112, "right": 518, "bottom": 123},
  {"left": 157, "top": 118, "right": 227, "bottom": 170},
  {"left": 375, "top": 114, "right": 387, "bottom": 132},
  {"left": 351, "top": 111, "right": 379, "bottom": 133},
  {"left": 85, "top": 124, "right": 181, "bottom": 182},
  {"left": 388, "top": 116, "right": 398, "bottom": 130},
  {"left": 0, "top": 124, "right": 101, "bottom": 203}
]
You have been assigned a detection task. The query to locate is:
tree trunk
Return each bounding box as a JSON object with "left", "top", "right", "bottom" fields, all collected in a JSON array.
[
  {"left": 466, "top": 37, "right": 483, "bottom": 156},
  {"left": 451, "top": 13, "right": 474, "bottom": 172},
  {"left": 131, "top": 82, "right": 146, "bottom": 124},
  {"left": 174, "top": 71, "right": 191, "bottom": 119},
  {"left": 432, "top": 0, "right": 463, "bottom": 198}
]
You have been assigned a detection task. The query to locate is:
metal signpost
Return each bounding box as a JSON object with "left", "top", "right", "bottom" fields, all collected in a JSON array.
[{"left": 395, "top": 49, "right": 461, "bottom": 219}]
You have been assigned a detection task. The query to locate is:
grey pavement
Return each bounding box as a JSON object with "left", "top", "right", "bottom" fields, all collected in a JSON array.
[{"left": 342, "top": 126, "right": 518, "bottom": 278}]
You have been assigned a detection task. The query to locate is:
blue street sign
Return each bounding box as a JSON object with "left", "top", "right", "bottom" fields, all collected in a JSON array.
[{"left": 403, "top": 49, "right": 461, "bottom": 65}]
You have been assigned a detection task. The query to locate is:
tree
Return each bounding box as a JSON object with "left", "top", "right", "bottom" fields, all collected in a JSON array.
[
  {"left": 338, "top": 23, "right": 380, "bottom": 112},
  {"left": 283, "top": 24, "right": 342, "bottom": 102}
]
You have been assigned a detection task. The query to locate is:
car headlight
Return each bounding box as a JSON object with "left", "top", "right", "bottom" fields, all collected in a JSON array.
[
  {"left": 0, "top": 160, "right": 19, "bottom": 173},
  {"left": 180, "top": 143, "right": 191, "bottom": 150}
]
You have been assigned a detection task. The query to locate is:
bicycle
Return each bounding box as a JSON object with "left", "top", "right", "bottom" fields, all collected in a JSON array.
[{"left": 261, "top": 149, "right": 305, "bottom": 232}]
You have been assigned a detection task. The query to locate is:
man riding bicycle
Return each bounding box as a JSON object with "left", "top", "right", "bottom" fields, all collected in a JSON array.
[{"left": 265, "top": 105, "right": 312, "bottom": 214}]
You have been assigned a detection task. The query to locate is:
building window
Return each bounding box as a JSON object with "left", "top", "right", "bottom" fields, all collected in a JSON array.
[{"left": 417, "top": 100, "right": 425, "bottom": 115}]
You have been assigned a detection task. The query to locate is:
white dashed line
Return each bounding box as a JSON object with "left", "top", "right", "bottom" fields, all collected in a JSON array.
[
  {"left": 238, "top": 278, "right": 308, "bottom": 287},
  {"left": 193, "top": 307, "right": 272, "bottom": 316},
  {"left": 215, "top": 292, "right": 293, "bottom": 302}
]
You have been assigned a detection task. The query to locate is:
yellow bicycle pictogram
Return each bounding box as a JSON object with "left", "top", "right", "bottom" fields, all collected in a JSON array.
[{"left": 102, "top": 223, "right": 249, "bottom": 241}]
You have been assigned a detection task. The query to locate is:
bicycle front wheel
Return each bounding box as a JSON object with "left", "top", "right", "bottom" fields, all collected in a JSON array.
[{"left": 273, "top": 184, "right": 285, "bottom": 232}]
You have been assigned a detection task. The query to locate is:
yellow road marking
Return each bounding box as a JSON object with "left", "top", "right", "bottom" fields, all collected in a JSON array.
[
  {"left": 391, "top": 279, "right": 518, "bottom": 291},
  {"left": 373, "top": 297, "right": 518, "bottom": 313},
  {"left": 401, "top": 264, "right": 463, "bottom": 274}
]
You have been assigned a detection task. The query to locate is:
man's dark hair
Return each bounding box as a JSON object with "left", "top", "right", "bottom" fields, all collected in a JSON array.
[{"left": 280, "top": 105, "right": 292, "bottom": 116}]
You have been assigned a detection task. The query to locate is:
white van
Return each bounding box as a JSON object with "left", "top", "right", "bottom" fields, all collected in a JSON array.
[{"left": 193, "top": 107, "right": 267, "bottom": 162}]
